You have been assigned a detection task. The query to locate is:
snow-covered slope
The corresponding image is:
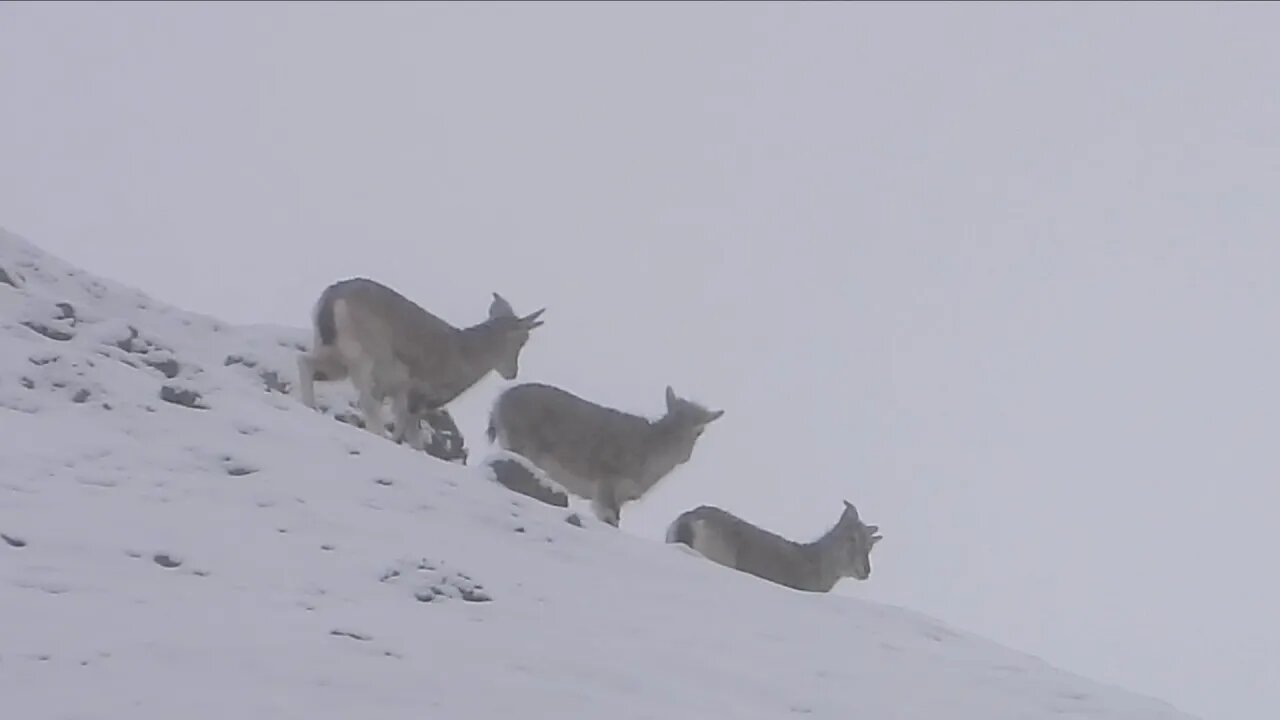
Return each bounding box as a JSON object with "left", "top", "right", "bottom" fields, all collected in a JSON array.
[{"left": 0, "top": 228, "right": 1198, "bottom": 720}]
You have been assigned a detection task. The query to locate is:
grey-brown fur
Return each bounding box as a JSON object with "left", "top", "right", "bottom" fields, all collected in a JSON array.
[
  {"left": 296, "top": 277, "right": 545, "bottom": 449},
  {"left": 666, "top": 502, "right": 883, "bottom": 593},
  {"left": 488, "top": 383, "right": 723, "bottom": 526}
]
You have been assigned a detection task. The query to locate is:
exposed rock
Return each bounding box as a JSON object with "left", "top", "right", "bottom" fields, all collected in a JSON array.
[
  {"left": 153, "top": 553, "right": 183, "bottom": 568},
  {"left": 144, "top": 357, "right": 181, "bottom": 379},
  {"left": 258, "top": 369, "right": 290, "bottom": 394},
  {"left": 160, "top": 385, "right": 207, "bottom": 409},
  {"left": 0, "top": 265, "right": 20, "bottom": 288},
  {"left": 21, "top": 321, "right": 73, "bottom": 341},
  {"left": 329, "top": 629, "right": 372, "bottom": 641},
  {"left": 486, "top": 456, "right": 569, "bottom": 508}
]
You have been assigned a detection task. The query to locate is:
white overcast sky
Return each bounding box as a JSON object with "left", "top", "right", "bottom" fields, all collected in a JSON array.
[{"left": 3, "top": 3, "right": 1278, "bottom": 718}]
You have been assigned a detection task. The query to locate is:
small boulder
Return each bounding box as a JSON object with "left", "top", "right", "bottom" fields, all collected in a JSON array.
[{"left": 482, "top": 454, "right": 569, "bottom": 508}]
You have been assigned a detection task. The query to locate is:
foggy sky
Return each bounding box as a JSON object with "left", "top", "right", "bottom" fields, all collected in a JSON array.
[{"left": 3, "top": 3, "right": 1278, "bottom": 718}]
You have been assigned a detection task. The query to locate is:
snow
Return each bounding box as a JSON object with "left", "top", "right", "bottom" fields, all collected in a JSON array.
[{"left": 0, "top": 227, "right": 1199, "bottom": 719}]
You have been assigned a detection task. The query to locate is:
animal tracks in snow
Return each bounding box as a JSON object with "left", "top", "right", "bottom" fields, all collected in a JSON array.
[{"left": 380, "top": 558, "right": 493, "bottom": 604}]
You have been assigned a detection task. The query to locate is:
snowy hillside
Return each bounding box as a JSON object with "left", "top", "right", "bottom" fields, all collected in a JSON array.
[{"left": 0, "top": 227, "right": 1198, "bottom": 720}]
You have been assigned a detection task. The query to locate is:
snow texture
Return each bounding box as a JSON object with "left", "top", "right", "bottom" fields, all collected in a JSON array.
[{"left": 0, "top": 227, "right": 1198, "bottom": 719}]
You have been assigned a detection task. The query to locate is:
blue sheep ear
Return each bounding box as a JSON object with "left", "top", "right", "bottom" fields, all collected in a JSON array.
[{"left": 490, "top": 292, "right": 515, "bottom": 319}]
